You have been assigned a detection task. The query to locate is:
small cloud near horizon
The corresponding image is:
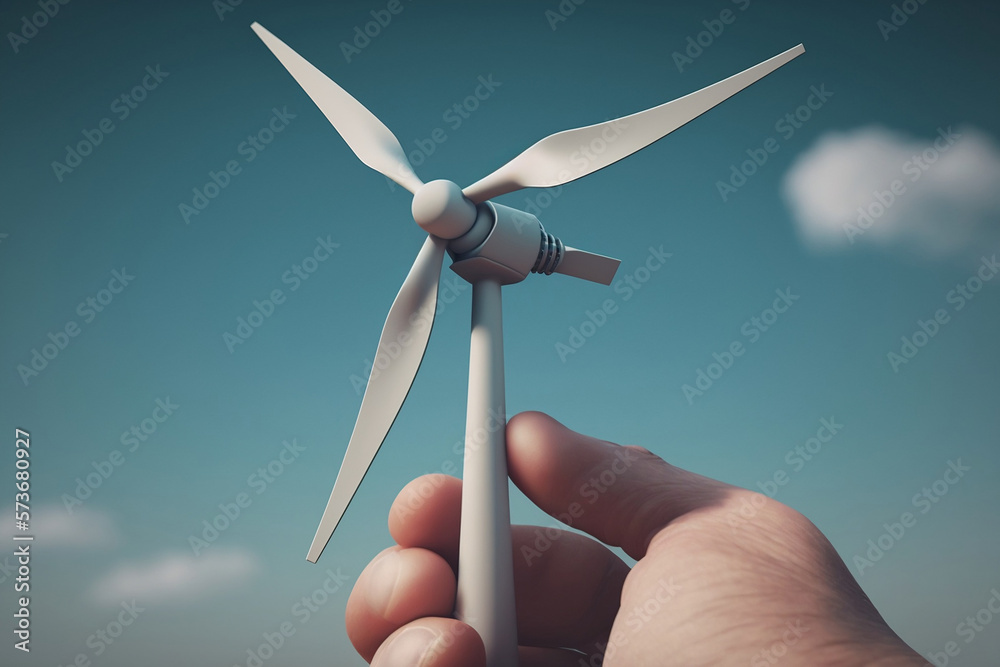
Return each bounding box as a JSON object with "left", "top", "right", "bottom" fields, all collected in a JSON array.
[
  {"left": 90, "top": 548, "right": 259, "bottom": 606},
  {"left": 4, "top": 504, "right": 118, "bottom": 548}
]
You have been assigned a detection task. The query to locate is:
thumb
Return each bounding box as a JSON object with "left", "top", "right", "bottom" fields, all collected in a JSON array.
[{"left": 506, "top": 411, "right": 732, "bottom": 560}]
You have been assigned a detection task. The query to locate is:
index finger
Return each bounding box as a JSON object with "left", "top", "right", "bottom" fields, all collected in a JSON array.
[{"left": 506, "top": 412, "right": 733, "bottom": 560}]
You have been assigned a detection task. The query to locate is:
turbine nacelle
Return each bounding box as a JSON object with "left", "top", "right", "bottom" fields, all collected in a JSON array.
[
  {"left": 448, "top": 202, "right": 552, "bottom": 286},
  {"left": 447, "top": 202, "right": 620, "bottom": 287},
  {"left": 410, "top": 179, "right": 620, "bottom": 286}
]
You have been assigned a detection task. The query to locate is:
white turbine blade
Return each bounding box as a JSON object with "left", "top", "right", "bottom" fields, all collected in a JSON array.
[
  {"left": 251, "top": 22, "right": 424, "bottom": 194},
  {"left": 463, "top": 44, "right": 805, "bottom": 203},
  {"left": 554, "top": 247, "right": 621, "bottom": 285},
  {"left": 307, "top": 235, "right": 446, "bottom": 563}
]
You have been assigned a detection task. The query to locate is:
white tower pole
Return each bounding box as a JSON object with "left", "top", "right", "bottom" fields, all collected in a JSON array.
[{"left": 456, "top": 278, "right": 518, "bottom": 667}]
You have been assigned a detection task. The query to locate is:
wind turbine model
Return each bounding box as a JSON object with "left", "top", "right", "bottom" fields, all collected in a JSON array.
[{"left": 251, "top": 21, "right": 803, "bottom": 667}]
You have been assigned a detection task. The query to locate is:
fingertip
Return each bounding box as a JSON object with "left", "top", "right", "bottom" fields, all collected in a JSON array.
[
  {"left": 507, "top": 411, "right": 624, "bottom": 493},
  {"left": 389, "top": 474, "right": 463, "bottom": 567},
  {"left": 346, "top": 547, "right": 457, "bottom": 661},
  {"left": 389, "top": 474, "right": 457, "bottom": 526},
  {"left": 389, "top": 474, "right": 462, "bottom": 549},
  {"left": 507, "top": 411, "right": 568, "bottom": 448},
  {"left": 372, "top": 618, "right": 485, "bottom": 667},
  {"left": 506, "top": 411, "right": 586, "bottom": 485},
  {"left": 506, "top": 411, "right": 732, "bottom": 559}
]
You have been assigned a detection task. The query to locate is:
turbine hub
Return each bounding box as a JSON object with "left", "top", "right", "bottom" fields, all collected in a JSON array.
[{"left": 412, "top": 179, "right": 477, "bottom": 239}]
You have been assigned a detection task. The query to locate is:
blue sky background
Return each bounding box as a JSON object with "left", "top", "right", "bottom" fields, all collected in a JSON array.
[{"left": 1, "top": 0, "right": 998, "bottom": 665}]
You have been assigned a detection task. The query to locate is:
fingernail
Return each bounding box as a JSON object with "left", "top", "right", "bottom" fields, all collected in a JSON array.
[
  {"left": 372, "top": 627, "right": 441, "bottom": 667},
  {"left": 364, "top": 550, "right": 401, "bottom": 617}
]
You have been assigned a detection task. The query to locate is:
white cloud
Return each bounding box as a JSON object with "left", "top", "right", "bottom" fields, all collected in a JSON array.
[
  {"left": 3, "top": 504, "right": 118, "bottom": 548},
  {"left": 90, "top": 548, "right": 259, "bottom": 606},
  {"left": 782, "top": 125, "right": 1000, "bottom": 259}
]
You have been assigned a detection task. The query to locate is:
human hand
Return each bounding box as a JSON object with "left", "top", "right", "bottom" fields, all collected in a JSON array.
[{"left": 345, "top": 412, "right": 924, "bottom": 666}]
